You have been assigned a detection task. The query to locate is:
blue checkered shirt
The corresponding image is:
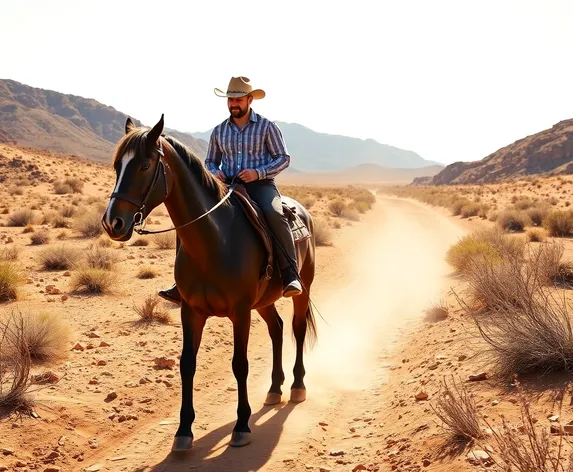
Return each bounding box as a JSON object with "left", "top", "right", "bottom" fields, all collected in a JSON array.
[{"left": 204, "top": 110, "right": 291, "bottom": 180}]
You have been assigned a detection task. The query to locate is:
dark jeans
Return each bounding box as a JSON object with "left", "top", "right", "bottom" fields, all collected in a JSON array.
[{"left": 243, "top": 179, "right": 297, "bottom": 273}]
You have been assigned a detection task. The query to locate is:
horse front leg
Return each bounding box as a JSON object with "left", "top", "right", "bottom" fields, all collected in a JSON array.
[
  {"left": 257, "top": 304, "right": 285, "bottom": 406},
  {"left": 230, "top": 309, "right": 252, "bottom": 447},
  {"left": 291, "top": 293, "right": 310, "bottom": 403},
  {"left": 172, "top": 302, "right": 206, "bottom": 451}
]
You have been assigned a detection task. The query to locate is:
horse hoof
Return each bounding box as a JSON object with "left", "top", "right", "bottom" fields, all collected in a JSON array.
[
  {"left": 171, "top": 436, "right": 193, "bottom": 451},
  {"left": 230, "top": 431, "right": 251, "bottom": 447},
  {"left": 290, "top": 388, "right": 307, "bottom": 403},
  {"left": 264, "top": 392, "right": 282, "bottom": 405}
]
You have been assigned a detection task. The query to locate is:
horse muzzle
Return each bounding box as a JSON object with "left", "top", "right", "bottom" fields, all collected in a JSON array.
[{"left": 101, "top": 200, "right": 137, "bottom": 241}]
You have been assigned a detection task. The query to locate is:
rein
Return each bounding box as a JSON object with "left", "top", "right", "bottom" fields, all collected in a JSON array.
[{"left": 109, "top": 138, "right": 237, "bottom": 236}]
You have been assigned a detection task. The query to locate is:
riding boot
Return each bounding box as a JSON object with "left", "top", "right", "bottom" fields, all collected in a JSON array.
[
  {"left": 281, "top": 267, "right": 302, "bottom": 298},
  {"left": 158, "top": 283, "right": 181, "bottom": 304}
]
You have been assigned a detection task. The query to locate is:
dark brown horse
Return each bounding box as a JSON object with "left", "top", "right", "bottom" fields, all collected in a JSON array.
[{"left": 101, "top": 115, "right": 317, "bottom": 451}]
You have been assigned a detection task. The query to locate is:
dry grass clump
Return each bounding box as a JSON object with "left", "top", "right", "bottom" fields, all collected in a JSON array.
[
  {"left": 52, "top": 215, "right": 72, "bottom": 228},
  {"left": 450, "top": 198, "right": 472, "bottom": 216},
  {"left": 487, "top": 390, "right": 572, "bottom": 472},
  {"left": 527, "top": 205, "right": 550, "bottom": 226},
  {"left": 30, "top": 230, "right": 50, "bottom": 245},
  {"left": 532, "top": 242, "right": 573, "bottom": 286},
  {"left": 137, "top": 266, "right": 159, "bottom": 279},
  {"left": 22, "top": 224, "right": 34, "bottom": 234},
  {"left": 544, "top": 210, "right": 573, "bottom": 237},
  {"left": 131, "top": 238, "right": 149, "bottom": 247},
  {"left": 85, "top": 246, "right": 118, "bottom": 270},
  {"left": 7, "top": 209, "right": 41, "bottom": 227},
  {"left": 313, "top": 218, "right": 333, "bottom": 247},
  {"left": 460, "top": 202, "right": 481, "bottom": 218},
  {"left": 38, "top": 245, "right": 82, "bottom": 270},
  {"left": 526, "top": 227, "right": 548, "bottom": 242},
  {"left": 0, "top": 262, "right": 24, "bottom": 302},
  {"left": 497, "top": 209, "right": 531, "bottom": 232},
  {"left": 342, "top": 207, "right": 360, "bottom": 221},
  {"left": 431, "top": 376, "right": 483, "bottom": 442},
  {"left": 53, "top": 182, "right": 73, "bottom": 194},
  {"left": 152, "top": 232, "right": 176, "bottom": 249},
  {"left": 53, "top": 177, "right": 84, "bottom": 194},
  {"left": 19, "top": 311, "right": 71, "bottom": 363},
  {"left": 0, "top": 312, "right": 32, "bottom": 414},
  {"left": 350, "top": 190, "right": 375, "bottom": 211},
  {"left": 328, "top": 200, "right": 346, "bottom": 217},
  {"left": 134, "top": 295, "right": 171, "bottom": 324},
  {"left": 59, "top": 205, "right": 76, "bottom": 218},
  {"left": 300, "top": 196, "right": 316, "bottom": 209},
  {"left": 424, "top": 301, "right": 449, "bottom": 322},
  {"left": 71, "top": 268, "right": 116, "bottom": 294},
  {"left": 96, "top": 235, "right": 114, "bottom": 247},
  {"left": 0, "top": 246, "right": 19, "bottom": 262},
  {"left": 513, "top": 197, "right": 535, "bottom": 210},
  {"left": 74, "top": 210, "right": 104, "bottom": 238}
]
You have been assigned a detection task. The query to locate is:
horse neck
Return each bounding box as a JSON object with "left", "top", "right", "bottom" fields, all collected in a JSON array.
[{"left": 162, "top": 148, "right": 229, "bottom": 258}]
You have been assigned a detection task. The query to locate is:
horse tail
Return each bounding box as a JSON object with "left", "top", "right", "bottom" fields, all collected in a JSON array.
[{"left": 305, "top": 304, "right": 318, "bottom": 350}]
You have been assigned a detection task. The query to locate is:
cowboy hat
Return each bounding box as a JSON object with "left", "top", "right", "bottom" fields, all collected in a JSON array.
[{"left": 214, "top": 76, "right": 265, "bottom": 100}]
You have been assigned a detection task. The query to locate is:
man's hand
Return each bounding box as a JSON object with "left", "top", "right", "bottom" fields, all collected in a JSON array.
[
  {"left": 238, "top": 169, "right": 259, "bottom": 183},
  {"left": 214, "top": 170, "right": 226, "bottom": 182}
]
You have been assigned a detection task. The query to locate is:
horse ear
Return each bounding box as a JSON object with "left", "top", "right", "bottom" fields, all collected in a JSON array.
[
  {"left": 125, "top": 117, "right": 136, "bottom": 134},
  {"left": 147, "top": 114, "right": 164, "bottom": 146}
]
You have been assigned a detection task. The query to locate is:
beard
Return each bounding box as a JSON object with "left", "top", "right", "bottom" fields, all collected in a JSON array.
[{"left": 229, "top": 105, "right": 248, "bottom": 119}]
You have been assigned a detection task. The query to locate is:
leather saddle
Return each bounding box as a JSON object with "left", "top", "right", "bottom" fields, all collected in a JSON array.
[{"left": 231, "top": 184, "right": 311, "bottom": 278}]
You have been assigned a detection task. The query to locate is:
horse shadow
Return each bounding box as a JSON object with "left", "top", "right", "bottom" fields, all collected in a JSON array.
[{"left": 142, "top": 401, "right": 297, "bottom": 472}]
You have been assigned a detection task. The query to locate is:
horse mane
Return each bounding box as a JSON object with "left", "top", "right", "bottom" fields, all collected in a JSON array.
[{"left": 112, "top": 127, "right": 228, "bottom": 201}]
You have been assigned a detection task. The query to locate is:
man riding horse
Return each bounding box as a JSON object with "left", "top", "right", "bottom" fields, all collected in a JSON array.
[{"left": 158, "top": 76, "right": 302, "bottom": 303}]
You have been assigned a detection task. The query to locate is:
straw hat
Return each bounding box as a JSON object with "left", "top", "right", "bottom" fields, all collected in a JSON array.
[{"left": 214, "top": 76, "right": 265, "bottom": 100}]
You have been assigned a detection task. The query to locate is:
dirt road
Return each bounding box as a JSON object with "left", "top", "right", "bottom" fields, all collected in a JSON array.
[{"left": 88, "top": 195, "right": 466, "bottom": 472}]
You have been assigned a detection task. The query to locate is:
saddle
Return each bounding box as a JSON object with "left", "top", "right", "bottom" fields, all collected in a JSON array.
[{"left": 232, "top": 185, "right": 311, "bottom": 279}]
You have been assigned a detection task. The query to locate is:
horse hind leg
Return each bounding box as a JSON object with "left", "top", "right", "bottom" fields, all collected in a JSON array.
[
  {"left": 257, "top": 304, "right": 285, "bottom": 406},
  {"left": 230, "top": 310, "right": 252, "bottom": 447},
  {"left": 290, "top": 291, "right": 317, "bottom": 403}
]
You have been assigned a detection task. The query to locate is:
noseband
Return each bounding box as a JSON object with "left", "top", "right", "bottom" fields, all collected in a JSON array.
[{"left": 109, "top": 138, "right": 238, "bottom": 235}]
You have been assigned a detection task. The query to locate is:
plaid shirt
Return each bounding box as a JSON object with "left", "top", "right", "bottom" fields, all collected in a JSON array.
[{"left": 204, "top": 110, "right": 290, "bottom": 180}]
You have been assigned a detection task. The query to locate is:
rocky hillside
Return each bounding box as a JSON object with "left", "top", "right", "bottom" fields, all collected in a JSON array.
[
  {"left": 0, "top": 79, "right": 207, "bottom": 162},
  {"left": 430, "top": 119, "right": 573, "bottom": 185},
  {"left": 192, "top": 122, "right": 441, "bottom": 172}
]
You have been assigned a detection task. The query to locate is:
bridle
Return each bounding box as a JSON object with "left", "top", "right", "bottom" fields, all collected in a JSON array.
[{"left": 109, "top": 138, "right": 237, "bottom": 235}]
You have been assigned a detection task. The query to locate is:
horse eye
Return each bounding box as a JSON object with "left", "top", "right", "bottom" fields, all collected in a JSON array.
[{"left": 141, "top": 164, "right": 151, "bottom": 171}]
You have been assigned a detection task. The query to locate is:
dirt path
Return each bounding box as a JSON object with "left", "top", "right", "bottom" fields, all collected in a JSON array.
[{"left": 85, "top": 196, "right": 466, "bottom": 472}]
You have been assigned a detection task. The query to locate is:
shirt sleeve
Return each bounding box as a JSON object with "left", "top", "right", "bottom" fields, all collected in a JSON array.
[
  {"left": 204, "top": 129, "right": 222, "bottom": 174},
  {"left": 255, "top": 122, "right": 290, "bottom": 180}
]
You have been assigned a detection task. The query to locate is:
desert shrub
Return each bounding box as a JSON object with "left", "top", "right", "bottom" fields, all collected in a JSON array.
[
  {"left": 38, "top": 245, "right": 82, "bottom": 270},
  {"left": 351, "top": 190, "right": 375, "bottom": 210},
  {"left": 531, "top": 242, "right": 573, "bottom": 286},
  {"left": 8, "top": 209, "right": 41, "bottom": 227},
  {"left": 134, "top": 295, "right": 170, "bottom": 324},
  {"left": 300, "top": 196, "right": 316, "bottom": 209},
  {"left": 71, "top": 268, "right": 116, "bottom": 294},
  {"left": 0, "top": 246, "right": 19, "bottom": 262},
  {"left": 85, "top": 246, "right": 118, "bottom": 270},
  {"left": 131, "top": 238, "right": 149, "bottom": 247},
  {"left": 477, "top": 204, "right": 490, "bottom": 219},
  {"left": 513, "top": 197, "right": 535, "bottom": 210},
  {"left": 488, "top": 210, "right": 499, "bottom": 222},
  {"left": 497, "top": 209, "right": 531, "bottom": 232},
  {"left": 353, "top": 200, "right": 370, "bottom": 214},
  {"left": 527, "top": 205, "right": 549, "bottom": 226},
  {"left": 544, "top": 210, "right": 573, "bottom": 237},
  {"left": 137, "top": 266, "right": 159, "bottom": 279},
  {"left": 19, "top": 311, "right": 71, "bottom": 363},
  {"left": 431, "top": 376, "right": 483, "bottom": 442},
  {"left": 460, "top": 202, "right": 480, "bottom": 218},
  {"left": 96, "top": 235, "right": 114, "bottom": 247},
  {"left": 152, "top": 232, "right": 176, "bottom": 249},
  {"left": 314, "top": 218, "right": 333, "bottom": 247},
  {"left": 74, "top": 210, "right": 104, "bottom": 238},
  {"left": 63, "top": 178, "right": 84, "bottom": 194},
  {"left": 0, "top": 313, "right": 32, "bottom": 413},
  {"left": 30, "top": 230, "right": 50, "bottom": 245},
  {"left": 0, "top": 262, "right": 23, "bottom": 302},
  {"left": 450, "top": 198, "right": 471, "bottom": 216},
  {"left": 424, "top": 301, "right": 449, "bottom": 322},
  {"left": 22, "top": 224, "right": 34, "bottom": 234},
  {"left": 53, "top": 182, "right": 73, "bottom": 194},
  {"left": 328, "top": 200, "right": 346, "bottom": 217},
  {"left": 526, "top": 227, "right": 548, "bottom": 242},
  {"left": 41, "top": 210, "right": 59, "bottom": 225},
  {"left": 342, "top": 208, "right": 360, "bottom": 221},
  {"left": 52, "top": 215, "right": 71, "bottom": 228},
  {"left": 446, "top": 238, "right": 500, "bottom": 274},
  {"left": 59, "top": 205, "right": 76, "bottom": 218}
]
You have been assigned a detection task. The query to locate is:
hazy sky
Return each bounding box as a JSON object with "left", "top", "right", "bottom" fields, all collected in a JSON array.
[{"left": 2, "top": 0, "right": 573, "bottom": 165}]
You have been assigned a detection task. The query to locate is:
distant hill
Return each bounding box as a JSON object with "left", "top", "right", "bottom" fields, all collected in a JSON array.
[
  {"left": 191, "top": 121, "right": 440, "bottom": 172},
  {"left": 0, "top": 79, "right": 207, "bottom": 162},
  {"left": 278, "top": 163, "right": 444, "bottom": 184},
  {"left": 429, "top": 119, "right": 573, "bottom": 185}
]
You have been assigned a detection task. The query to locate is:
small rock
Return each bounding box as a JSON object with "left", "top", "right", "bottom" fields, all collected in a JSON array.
[
  {"left": 105, "top": 391, "right": 117, "bottom": 402},
  {"left": 72, "top": 343, "right": 84, "bottom": 351},
  {"left": 318, "top": 422, "right": 328, "bottom": 427},
  {"left": 352, "top": 466, "right": 367, "bottom": 472},
  {"left": 61, "top": 295, "right": 68, "bottom": 302},
  {"left": 45, "top": 451, "right": 60, "bottom": 460},
  {"left": 0, "top": 449, "right": 13, "bottom": 456},
  {"left": 117, "top": 415, "right": 127, "bottom": 423},
  {"left": 467, "top": 450, "right": 491, "bottom": 465},
  {"left": 548, "top": 415, "right": 560, "bottom": 422},
  {"left": 0, "top": 466, "right": 8, "bottom": 472},
  {"left": 84, "top": 464, "right": 102, "bottom": 472},
  {"left": 15, "top": 460, "right": 27, "bottom": 467},
  {"left": 492, "top": 400, "right": 499, "bottom": 406},
  {"left": 319, "top": 468, "right": 332, "bottom": 472},
  {"left": 227, "top": 386, "right": 237, "bottom": 392},
  {"left": 154, "top": 357, "right": 175, "bottom": 369},
  {"left": 96, "top": 360, "right": 107, "bottom": 366},
  {"left": 423, "top": 458, "right": 431, "bottom": 467},
  {"left": 458, "top": 354, "right": 467, "bottom": 361},
  {"left": 63, "top": 271, "right": 71, "bottom": 276},
  {"left": 86, "top": 343, "right": 95, "bottom": 350},
  {"left": 329, "top": 450, "right": 344, "bottom": 456},
  {"left": 99, "top": 341, "right": 110, "bottom": 348},
  {"left": 44, "top": 466, "right": 61, "bottom": 472},
  {"left": 469, "top": 372, "right": 488, "bottom": 382},
  {"left": 87, "top": 332, "right": 101, "bottom": 338},
  {"left": 415, "top": 390, "right": 428, "bottom": 401}
]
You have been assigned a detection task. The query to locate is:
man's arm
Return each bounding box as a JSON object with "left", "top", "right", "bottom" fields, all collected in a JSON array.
[
  {"left": 255, "top": 122, "right": 290, "bottom": 180},
  {"left": 204, "top": 129, "right": 222, "bottom": 175}
]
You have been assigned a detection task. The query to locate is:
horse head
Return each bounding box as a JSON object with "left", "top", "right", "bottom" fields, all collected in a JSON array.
[{"left": 102, "top": 115, "right": 173, "bottom": 241}]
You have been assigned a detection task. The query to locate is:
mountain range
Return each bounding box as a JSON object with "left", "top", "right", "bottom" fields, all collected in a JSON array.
[{"left": 0, "top": 78, "right": 441, "bottom": 178}]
